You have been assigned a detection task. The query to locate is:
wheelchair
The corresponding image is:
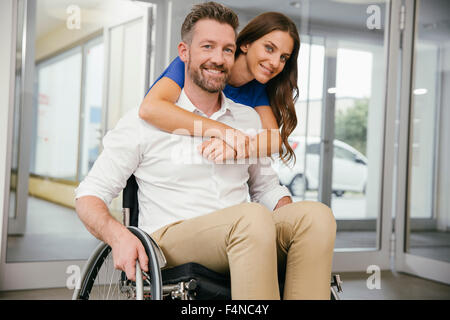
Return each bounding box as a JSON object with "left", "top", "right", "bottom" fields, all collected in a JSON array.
[{"left": 72, "top": 175, "right": 343, "bottom": 300}]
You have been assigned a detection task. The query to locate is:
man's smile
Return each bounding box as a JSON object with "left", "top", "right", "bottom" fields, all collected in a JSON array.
[{"left": 201, "top": 66, "right": 226, "bottom": 78}]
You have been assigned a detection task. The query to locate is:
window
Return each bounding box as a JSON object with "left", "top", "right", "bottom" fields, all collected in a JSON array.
[
  {"left": 30, "top": 38, "right": 104, "bottom": 182},
  {"left": 32, "top": 49, "right": 82, "bottom": 181},
  {"left": 80, "top": 40, "right": 104, "bottom": 179},
  {"left": 306, "top": 143, "right": 320, "bottom": 155},
  {"left": 334, "top": 146, "right": 355, "bottom": 161}
]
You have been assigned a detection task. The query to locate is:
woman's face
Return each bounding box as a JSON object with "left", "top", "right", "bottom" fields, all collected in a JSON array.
[{"left": 241, "top": 30, "right": 294, "bottom": 84}]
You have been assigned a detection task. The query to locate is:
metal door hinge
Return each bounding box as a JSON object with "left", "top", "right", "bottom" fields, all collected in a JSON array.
[{"left": 399, "top": 4, "right": 406, "bottom": 31}]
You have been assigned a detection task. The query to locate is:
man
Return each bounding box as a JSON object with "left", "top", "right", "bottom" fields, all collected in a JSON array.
[{"left": 75, "top": 2, "right": 336, "bottom": 299}]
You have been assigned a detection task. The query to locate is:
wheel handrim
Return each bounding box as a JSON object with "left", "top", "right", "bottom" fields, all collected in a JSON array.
[{"left": 80, "top": 248, "right": 144, "bottom": 300}]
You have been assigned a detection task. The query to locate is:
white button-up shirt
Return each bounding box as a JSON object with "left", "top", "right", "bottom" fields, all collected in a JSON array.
[{"left": 75, "top": 90, "right": 291, "bottom": 235}]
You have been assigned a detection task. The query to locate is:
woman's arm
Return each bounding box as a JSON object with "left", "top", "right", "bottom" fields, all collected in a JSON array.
[
  {"left": 252, "top": 105, "right": 282, "bottom": 156},
  {"left": 139, "top": 77, "right": 280, "bottom": 161},
  {"left": 139, "top": 76, "right": 235, "bottom": 139},
  {"left": 199, "top": 106, "right": 282, "bottom": 162}
]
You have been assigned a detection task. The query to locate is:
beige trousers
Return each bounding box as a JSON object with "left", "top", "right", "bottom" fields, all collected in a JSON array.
[{"left": 150, "top": 201, "right": 336, "bottom": 300}]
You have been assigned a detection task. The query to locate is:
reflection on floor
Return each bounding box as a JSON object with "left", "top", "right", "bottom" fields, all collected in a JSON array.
[
  {"left": 408, "top": 232, "right": 450, "bottom": 263},
  {"left": 335, "top": 231, "right": 450, "bottom": 263},
  {"left": 6, "top": 196, "right": 100, "bottom": 262},
  {"left": 335, "top": 231, "right": 377, "bottom": 249},
  {"left": 5, "top": 196, "right": 450, "bottom": 264},
  {"left": 0, "top": 270, "right": 449, "bottom": 300}
]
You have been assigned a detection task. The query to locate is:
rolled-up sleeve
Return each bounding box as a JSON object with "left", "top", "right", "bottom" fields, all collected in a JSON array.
[
  {"left": 247, "top": 157, "right": 292, "bottom": 210},
  {"left": 75, "top": 110, "right": 142, "bottom": 205}
]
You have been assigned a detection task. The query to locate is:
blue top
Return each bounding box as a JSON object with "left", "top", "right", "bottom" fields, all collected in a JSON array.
[{"left": 145, "top": 56, "right": 270, "bottom": 108}]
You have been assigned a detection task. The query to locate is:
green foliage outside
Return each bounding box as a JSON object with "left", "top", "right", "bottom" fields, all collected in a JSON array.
[{"left": 335, "top": 99, "right": 369, "bottom": 156}]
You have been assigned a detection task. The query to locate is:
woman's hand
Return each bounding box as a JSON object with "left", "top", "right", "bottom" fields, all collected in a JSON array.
[
  {"left": 198, "top": 138, "right": 237, "bottom": 163},
  {"left": 222, "top": 129, "right": 257, "bottom": 159}
]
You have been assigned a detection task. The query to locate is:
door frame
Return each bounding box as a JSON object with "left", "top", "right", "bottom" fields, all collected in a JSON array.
[{"left": 393, "top": 0, "right": 450, "bottom": 285}]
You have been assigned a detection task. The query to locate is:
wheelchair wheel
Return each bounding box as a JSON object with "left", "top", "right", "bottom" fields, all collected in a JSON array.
[{"left": 73, "top": 227, "right": 163, "bottom": 300}]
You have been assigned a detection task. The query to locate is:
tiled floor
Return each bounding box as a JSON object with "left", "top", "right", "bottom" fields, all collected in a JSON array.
[{"left": 0, "top": 270, "right": 449, "bottom": 300}]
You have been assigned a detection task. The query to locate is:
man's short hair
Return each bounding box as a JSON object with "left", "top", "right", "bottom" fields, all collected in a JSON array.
[{"left": 181, "top": 1, "right": 239, "bottom": 44}]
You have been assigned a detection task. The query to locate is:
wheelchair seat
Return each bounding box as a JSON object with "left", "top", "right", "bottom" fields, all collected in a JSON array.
[{"left": 162, "top": 262, "right": 231, "bottom": 300}]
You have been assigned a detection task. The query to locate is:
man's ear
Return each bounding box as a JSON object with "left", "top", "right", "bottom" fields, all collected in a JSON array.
[{"left": 178, "top": 42, "right": 189, "bottom": 63}]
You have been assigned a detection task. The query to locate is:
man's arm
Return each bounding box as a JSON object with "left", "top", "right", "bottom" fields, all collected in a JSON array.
[
  {"left": 75, "top": 110, "right": 148, "bottom": 280},
  {"left": 247, "top": 157, "right": 293, "bottom": 211},
  {"left": 76, "top": 195, "right": 148, "bottom": 281}
]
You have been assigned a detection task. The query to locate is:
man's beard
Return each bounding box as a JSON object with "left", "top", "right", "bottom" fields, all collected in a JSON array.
[{"left": 187, "top": 57, "right": 230, "bottom": 93}]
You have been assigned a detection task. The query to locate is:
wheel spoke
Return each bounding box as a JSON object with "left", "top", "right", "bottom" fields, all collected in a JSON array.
[{"left": 77, "top": 229, "right": 157, "bottom": 300}]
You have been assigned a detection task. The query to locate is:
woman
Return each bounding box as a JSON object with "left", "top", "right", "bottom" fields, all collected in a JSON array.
[{"left": 139, "top": 12, "right": 300, "bottom": 164}]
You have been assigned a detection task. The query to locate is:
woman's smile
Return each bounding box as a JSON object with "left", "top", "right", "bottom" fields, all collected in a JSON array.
[{"left": 259, "top": 63, "right": 274, "bottom": 76}]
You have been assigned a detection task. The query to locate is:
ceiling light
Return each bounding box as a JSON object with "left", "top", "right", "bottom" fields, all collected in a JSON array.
[{"left": 413, "top": 88, "right": 427, "bottom": 95}]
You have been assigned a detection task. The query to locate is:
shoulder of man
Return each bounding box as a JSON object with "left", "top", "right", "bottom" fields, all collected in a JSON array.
[
  {"left": 104, "top": 107, "right": 158, "bottom": 141},
  {"left": 119, "top": 107, "right": 160, "bottom": 129}
]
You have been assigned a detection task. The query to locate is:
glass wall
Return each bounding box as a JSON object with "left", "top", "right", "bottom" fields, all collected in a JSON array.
[
  {"left": 80, "top": 39, "right": 104, "bottom": 179},
  {"left": 331, "top": 38, "right": 385, "bottom": 248},
  {"left": 9, "top": 0, "right": 25, "bottom": 225},
  {"left": 7, "top": 0, "right": 153, "bottom": 263},
  {"left": 406, "top": 0, "right": 450, "bottom": 263},
  {"left": 32, "top": 48, "right": 82, "bottom": 181},
  {"left": 235, "top": 0, "right": 389, "bottom": 250}
]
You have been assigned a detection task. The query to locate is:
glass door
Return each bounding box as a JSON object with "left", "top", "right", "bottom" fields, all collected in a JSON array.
[
  {"left": 315, "top": 0, "right": 394, "bottom": 272},
  {"left": 394, "top": 0, "right": 450, "bottom": 284},
  {"left": 227, "top": 0, "right": 399, "bottom": 272},
  {"left": 1, "top": 0, "right": 154, "bottom": 291}
]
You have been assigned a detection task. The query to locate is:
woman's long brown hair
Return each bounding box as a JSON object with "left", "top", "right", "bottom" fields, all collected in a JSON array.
[{"left": 236, "top": 12, "right": 300, "bottom": 164}]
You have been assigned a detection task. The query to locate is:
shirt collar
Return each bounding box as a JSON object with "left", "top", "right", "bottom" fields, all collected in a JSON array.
[{"left": 176, "top": 89, "right": 235, "bottom": 120}]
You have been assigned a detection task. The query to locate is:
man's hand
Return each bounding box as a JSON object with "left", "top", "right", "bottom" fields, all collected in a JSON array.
[
  {"left": 109, "top": 227, "right": 149, "bottom": 281},
  {"left": 198, "top": 129, "right": 259, "bottom": 162},
  {"left": 75, "top": 197, "right": 149, "bottom": 282},
  {"left": 198, "top": 137, "right": 237, "bottom": 163},
  {"left": 274, "top": 196, "right": 293, "bottom": 210}
]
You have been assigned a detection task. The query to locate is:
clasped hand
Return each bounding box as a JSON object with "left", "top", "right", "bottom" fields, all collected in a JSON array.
[{"left": 197, "top": 130, "right": 256, "bottom": 163}]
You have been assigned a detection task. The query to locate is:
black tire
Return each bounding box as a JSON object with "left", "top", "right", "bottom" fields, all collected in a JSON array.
[
  {"left": 333, "top": 190, "right": 345, "bottom": 197},
  {"left": 289, "top": 174, "right": 308, "bottom": 197},
  {"left": 74, "top": 227, "right": 163, "bottom": 300}
]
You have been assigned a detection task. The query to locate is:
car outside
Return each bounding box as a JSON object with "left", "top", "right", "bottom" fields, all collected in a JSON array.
[{"left": 272, "top": 136, "right": 368, "bottom": 197}]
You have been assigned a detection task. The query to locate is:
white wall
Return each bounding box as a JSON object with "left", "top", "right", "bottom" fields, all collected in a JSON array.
[{"left": 167, "top": 0, "right": 202, "bottom": 61}]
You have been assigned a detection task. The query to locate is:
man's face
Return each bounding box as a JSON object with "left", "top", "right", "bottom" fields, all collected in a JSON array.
[{"left": 181, "top": 19, "right": 236, "bottom": 93}]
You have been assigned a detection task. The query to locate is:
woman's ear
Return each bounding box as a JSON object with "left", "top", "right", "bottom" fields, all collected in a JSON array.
[
  {"left": 240, "top": 43, "right": 249, "bottom": 54},
  {"left": 178, "top": 42, "right": 189, "bottom": 62}
]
